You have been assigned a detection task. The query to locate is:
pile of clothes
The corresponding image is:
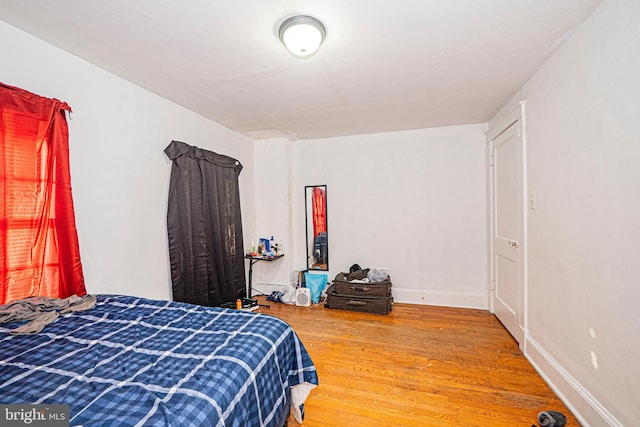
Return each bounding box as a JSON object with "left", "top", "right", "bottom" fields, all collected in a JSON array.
[
  {"left": 0, "top": 294, "right": 96, "bottom": 334},
  {"left": 334, "top": 264, "right": 390, "bottom": 284}
]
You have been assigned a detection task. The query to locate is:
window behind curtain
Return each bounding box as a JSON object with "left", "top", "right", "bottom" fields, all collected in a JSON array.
[{"left": 0, "top": 83, "right": 86, "bottom": 304}]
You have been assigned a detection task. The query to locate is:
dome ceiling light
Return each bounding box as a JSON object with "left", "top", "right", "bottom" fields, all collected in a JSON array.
[{"left": 278, "top": 15, "right": 326, "bottom": 59}]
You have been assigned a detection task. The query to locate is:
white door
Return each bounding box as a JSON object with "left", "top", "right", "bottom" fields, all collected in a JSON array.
[{"left": 491, "top": 119, "right": 524, "bottom": 345}]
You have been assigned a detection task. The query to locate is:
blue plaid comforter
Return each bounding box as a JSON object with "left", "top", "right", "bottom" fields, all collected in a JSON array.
[{"left": 0, "top": 295, "right": 318, "bottom": 426}]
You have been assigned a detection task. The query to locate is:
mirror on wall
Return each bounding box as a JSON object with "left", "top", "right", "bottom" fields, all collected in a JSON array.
[{"left": 305, "top": 185, "right": 328, "bottom": 271}]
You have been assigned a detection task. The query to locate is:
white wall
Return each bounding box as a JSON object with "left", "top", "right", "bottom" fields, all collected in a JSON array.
[
  {"left": 290, "top": 125, "right": 489, "bottom": 308},
  {"left": 496, "top": 0, "right": 639, "bottom": 424},
  {"left": 0, "top": 21, "right": 256, "bottom": 301},
  {"left": 251, "top": 139, "right": 294, "bottom": 293}
]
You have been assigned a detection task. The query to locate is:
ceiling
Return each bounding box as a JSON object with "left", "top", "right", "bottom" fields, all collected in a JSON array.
[{"left": 0, "top": 0, "right": 603, "bottom": 140}]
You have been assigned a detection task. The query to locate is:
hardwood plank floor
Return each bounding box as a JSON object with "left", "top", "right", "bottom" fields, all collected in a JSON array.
[{"left": 252, "top": 296, "right": 580, "bottom": 427}]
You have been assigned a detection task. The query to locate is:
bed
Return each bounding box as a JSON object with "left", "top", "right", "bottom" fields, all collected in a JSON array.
[{"left": 0, "top": 294, "right": 318, "bottom": 426}]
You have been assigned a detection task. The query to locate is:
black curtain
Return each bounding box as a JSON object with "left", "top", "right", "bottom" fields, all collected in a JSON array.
[{"left": 164, "top": 140, "right": 246, "bottom": 306}]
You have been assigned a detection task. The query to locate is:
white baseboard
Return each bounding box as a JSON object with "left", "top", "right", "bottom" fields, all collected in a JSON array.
[
  {"left": 250, "top": 282, "right": 287, "bottom": 297},
  {"left": 525, "top": 336, "right": 622, "bottom": 427},
  {"left": 253, "top": 283, "right": 489, "bottom": 310},
  {"left": 392, "top": 287, "right": 488, "bottom": 310},
  {"left": 251, "top": 281, "right": 332, "bottom": 303},
  {"left": 255, "top": 284, "right": 488, "bottom": 310}
]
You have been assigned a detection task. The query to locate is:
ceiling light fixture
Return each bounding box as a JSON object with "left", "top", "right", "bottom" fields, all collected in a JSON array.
[{"left": 278, "top": 15, "right": 326, "bottom": 59}]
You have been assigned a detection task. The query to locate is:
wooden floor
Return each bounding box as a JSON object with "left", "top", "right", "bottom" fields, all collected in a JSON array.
[{"left": 252, "top": 296, "right": 580, "bottom": 427}]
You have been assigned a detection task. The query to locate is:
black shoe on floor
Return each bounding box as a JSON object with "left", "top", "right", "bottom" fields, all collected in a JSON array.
[{"left": 538, "top": 410, "right": 567, "bottom": 427}]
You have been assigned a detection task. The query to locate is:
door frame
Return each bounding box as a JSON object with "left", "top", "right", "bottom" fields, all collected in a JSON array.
[{"left": 487, "top": 100, "right": 528, "bottom": 349}]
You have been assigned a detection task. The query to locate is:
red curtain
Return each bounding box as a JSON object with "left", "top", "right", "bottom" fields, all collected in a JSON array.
[
  {"left": 0, "top": 83, "right": 86, "bottom": 304},
  {"left": 311, "top": 187, "right": 326, "bottom": 237}
]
